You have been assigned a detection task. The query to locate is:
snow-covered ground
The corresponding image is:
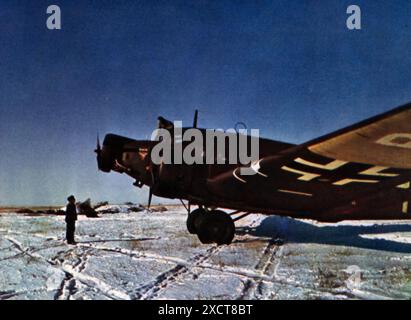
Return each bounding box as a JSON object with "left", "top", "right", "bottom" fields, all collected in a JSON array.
[{"left": 1, "top": 205, "right": 411, "bottom": 300}]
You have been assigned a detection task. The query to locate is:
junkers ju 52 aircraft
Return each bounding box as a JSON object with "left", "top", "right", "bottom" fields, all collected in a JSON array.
[{"left": 96, "top": 102, "right": 411, "bottom": 245}]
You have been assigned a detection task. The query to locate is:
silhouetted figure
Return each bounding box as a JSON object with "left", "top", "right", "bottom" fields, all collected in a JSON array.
[{"left": 65, "top": 195, "right": 77, "bottom": 244}]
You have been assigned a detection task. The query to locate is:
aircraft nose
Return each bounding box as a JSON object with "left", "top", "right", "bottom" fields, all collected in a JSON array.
[
  {"left": 95, "top": 134, "right": 124, "bottom": 172},
  {"left": 96, "top": 144, "right": 114, "bottom": 173},
  {"left": 96, "top": 134, "right": 142, "bottom": 172}
]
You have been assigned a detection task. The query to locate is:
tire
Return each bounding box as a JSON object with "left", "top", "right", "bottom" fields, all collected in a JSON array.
[
  {"left": 186, "top": 208, "right": 206, "bottom": 234},
  {"left": 197, "top": 210, "right": 235, "bottom": 245}
]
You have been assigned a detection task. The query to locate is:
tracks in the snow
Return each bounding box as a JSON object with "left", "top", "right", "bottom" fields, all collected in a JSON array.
[
  {"left": 5, "top": 236, "right": 50, "bottom": 263},
  {"left": 132, "top": 245, "right": 223, "bottom": 300},
  {"left": 238, "top": 239, "right": 284, "bottom": 300},
  {"left": 1, "top": 216, "right": 289, "bottom": 300},
  {"left": 52, "top": 247, "right": 93, "bottom": 300},
  {"left": 2, "top": 238, "right": 83, "bottom": 301},
  {"left": 2, "top": 224, "right": 289, "bottom": 300},
  {"left": 76, "top": 241, "right": 226, "bottom": 300}
]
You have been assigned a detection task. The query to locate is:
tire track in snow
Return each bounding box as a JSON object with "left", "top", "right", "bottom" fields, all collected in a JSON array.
[
  {"left": 5, "top": 229, "right": 288, "bottom": 299},
  {"left": 5, "top": 213, "right": 374, "bottom": 299},
  {"left": 238, "top": 238, "right": 284, "bottom": 300},
  {"left": 53, "top": 268, "right": 124, "bottom": 300},
  {"left": 136, "top": 214, "right": 276, "bottom": 300},
  {"left": 76, "top": 242, "right": 282, "bottom": 282},
  {"left": 60, "top": 263, "right": 131, "bottom": 300},
  {"left": 52, "top": 248, "right": 131, "bottom": 300},
  {"left": 132, "top": 245, "right": 224, "bottom": 300}
]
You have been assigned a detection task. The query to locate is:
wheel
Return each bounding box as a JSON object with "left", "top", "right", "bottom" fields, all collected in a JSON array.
[
  {"left": 197, "top": 211, "right": 235, "bottom": 245},
  {"left": 186, "top": 208, "right": 206, "bottom": 234},
  {"left": 197, "top": 210, "right": 235, "bottom": 245}
]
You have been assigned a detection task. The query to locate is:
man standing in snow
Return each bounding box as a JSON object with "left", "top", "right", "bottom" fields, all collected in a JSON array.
[{"left": 65, "top": 195, "right": 77, "bottom": 245}]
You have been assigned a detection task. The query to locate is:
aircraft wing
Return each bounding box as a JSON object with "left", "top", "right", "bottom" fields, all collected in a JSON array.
[{"left": 207, "top": 102, "right": 411, "bottom": 221}]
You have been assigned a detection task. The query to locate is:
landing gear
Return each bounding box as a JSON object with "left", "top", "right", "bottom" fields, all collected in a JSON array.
[
  {"left": 186, "top": 208, "right": 205, "bottom": 234},
  {"left": 197, "top": 210, "right": 235, "bottom": 245},
  {"left": 186, "top": 208, "right": 235, "bottom": 245}
]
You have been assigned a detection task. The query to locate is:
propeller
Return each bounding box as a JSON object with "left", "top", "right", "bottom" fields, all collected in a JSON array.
[
  {"left": 147, "top": 144, "right": 156, "bottom": 209},
  {"left": 95, "top": 134, "right": 102, "bottom": 170}
]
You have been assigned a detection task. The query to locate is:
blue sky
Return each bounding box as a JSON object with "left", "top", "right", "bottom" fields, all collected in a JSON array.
[{"left": 1, "top": 0, "right": 411, "bottom": 205}]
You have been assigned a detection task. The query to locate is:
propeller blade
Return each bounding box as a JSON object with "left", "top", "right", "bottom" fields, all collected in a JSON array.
[
  {"left": 95, "top": 134, "right": 101, "bottom": 153},
  {"left": 148, "top": 188, "right": 153, "bottom": 209},
  {"left": 95, "top": 134, "right": 102, "bottom": 171},
  {"left": 193, "top": 109, "right": 198, "bottom": 128},
  {"left": 146, "top": 144, "right": 153, "bottom": 209}
]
